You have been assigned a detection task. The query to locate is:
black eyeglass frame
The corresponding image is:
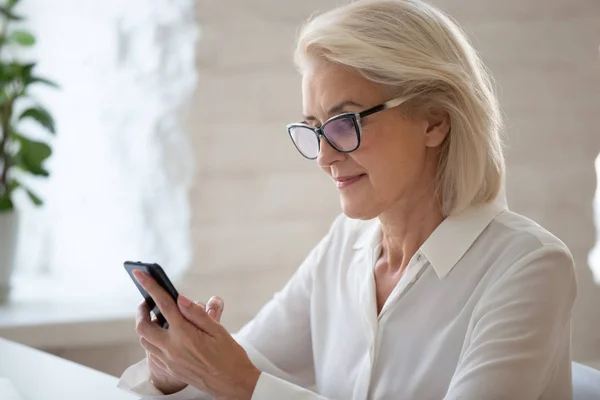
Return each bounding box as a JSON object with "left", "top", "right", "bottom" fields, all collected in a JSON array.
[{"left": 286, "top": 96, "right": 409, "bottom": 160}]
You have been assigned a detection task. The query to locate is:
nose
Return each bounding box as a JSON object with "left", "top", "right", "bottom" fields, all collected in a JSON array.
[{"left": 317, "top": 135, "right": 345, "bottom": 167}]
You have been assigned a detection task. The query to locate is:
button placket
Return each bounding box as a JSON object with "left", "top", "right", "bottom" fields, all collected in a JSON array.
[
  {"left": 358, "top": 244, "right": 382, "bottom": 400},
  {"left": 355, "top": 247, "right": 379, "bottom": 362},
  {"left": 378, "top": 253, "right": 427, "bottom": 319},
  {"left": 364, "top": 254, "right": 427, "bottom": 399}
]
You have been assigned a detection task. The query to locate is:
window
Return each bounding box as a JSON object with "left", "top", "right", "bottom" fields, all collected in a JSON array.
[{"left": 13, "top": 0, "right": 198, "bottom": 299}]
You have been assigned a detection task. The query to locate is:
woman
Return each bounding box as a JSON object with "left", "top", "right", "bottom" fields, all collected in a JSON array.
[{"left": 119, "top": 0, "right": 577, "bottom": 399}]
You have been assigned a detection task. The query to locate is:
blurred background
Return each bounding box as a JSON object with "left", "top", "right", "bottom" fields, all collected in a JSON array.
[{"left": 0, "top": 0, "right": 599, "bottom": 378}]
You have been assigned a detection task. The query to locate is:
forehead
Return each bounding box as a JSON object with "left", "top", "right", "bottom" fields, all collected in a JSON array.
[{"left": 301, "top": 63, "right": 384, "bottom": 116}]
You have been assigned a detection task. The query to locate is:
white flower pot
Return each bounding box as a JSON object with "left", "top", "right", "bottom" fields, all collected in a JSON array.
[{"left": 0, "top": 210, "right": 19, "bottom": 303}]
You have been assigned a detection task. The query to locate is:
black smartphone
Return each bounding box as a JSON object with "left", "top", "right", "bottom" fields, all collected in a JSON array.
[{"left": 124, "top": 261, "right": 179, "bottom": 329}]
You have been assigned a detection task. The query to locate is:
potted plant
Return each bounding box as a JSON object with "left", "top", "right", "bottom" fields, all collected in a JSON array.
[{"left": 0, "top": 0, "right": 57, "bottom": 302}]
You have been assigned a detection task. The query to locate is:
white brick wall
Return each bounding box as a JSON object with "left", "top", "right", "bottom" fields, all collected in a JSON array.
[
  {"left": 181, "top": 1, "right": 341, "bottom": 335},
  {"left": 185, "top": 0, "right": 600, "bottom": 365}
]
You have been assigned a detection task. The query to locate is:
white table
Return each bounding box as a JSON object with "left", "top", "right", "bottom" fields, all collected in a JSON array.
[{"left": 0, "top": 338, "right": 138, "bottom": 400}]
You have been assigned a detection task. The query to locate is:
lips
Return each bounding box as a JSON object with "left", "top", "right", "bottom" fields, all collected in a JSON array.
[{"left": 334, "top": 173, "right": 366, "bottom": 189}]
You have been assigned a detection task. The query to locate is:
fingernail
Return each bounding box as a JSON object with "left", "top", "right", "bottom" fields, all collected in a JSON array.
[
  {"left": 208, "top": 309, "right": 216, "bottom": 318},
  {"left": 178, "top": 295, "right": 192, "bottom": 307}
]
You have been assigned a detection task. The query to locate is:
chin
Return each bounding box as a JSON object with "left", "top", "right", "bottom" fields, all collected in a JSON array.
[{"left": 340, "top": 198, "right": 380, "bottom": 220}]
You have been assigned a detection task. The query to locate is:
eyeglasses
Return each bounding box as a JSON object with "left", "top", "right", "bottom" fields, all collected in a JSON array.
[{"left": 286, "top": 96, "right": 409, "bottom": 160}]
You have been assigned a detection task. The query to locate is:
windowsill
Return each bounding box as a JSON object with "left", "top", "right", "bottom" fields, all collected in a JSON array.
[{"left": 0, "top": 275, "right": 140, "bottom": 349}]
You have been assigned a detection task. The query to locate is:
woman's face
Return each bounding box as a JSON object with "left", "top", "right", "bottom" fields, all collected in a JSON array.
[{"left": 301, "top": 62, "right": 448, "bottom": 220}]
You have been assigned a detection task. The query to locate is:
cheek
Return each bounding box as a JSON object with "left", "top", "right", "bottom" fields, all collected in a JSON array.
[{"left": 358, "top": 125, "right": 426, "bottom": 189}]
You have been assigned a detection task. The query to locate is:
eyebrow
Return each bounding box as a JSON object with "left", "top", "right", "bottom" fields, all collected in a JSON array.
[{"left": 303, "top": 100, "right": 364, "bottom": 122}]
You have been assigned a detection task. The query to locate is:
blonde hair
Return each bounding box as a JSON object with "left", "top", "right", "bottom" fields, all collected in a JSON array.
[{"left": 294, "top": 0, "right": 505, "bottom": 216}]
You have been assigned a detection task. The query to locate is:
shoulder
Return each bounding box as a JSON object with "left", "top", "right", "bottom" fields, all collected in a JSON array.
[
  {"left": 477, "top": 209, "right": 576, "bottom": 299},
  {"left": 494, "top": 210, "right": 571, "bottom": 252},
  {"left": 488, "top": 210, "right": 574, "bottom": 269}
]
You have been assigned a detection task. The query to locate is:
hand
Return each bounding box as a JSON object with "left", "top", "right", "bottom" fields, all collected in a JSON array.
[
  {"left": 140, "top": 296, "right": 225, "bottom": 395},
  {"left": 134, "top": 270, "right": 261, "bottom": 400}
]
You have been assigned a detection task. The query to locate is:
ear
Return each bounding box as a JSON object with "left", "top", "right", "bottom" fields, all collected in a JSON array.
[{"left": 424, "top": 108, "right": 450, "bottom": 148}]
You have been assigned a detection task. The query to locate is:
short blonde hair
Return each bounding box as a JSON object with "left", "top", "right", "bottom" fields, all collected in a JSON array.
[{"left": 294, "top": 0, "right": 505, "bottom": 216}]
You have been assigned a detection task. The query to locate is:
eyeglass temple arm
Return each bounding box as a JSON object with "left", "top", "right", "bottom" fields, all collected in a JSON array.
[{"left": 358, "top": 96, "right": 408, "bottom": 118}]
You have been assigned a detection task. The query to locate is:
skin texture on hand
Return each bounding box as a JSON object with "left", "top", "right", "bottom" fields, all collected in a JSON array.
[
  {"left": 133, "top": 270, "right": 261, "bottom": 400},
  {"left": 148, "top": 352, "right": 187, "bottom": 394},
  {"left": 146, "top": 297, "right": 224, "bottom": 394}
]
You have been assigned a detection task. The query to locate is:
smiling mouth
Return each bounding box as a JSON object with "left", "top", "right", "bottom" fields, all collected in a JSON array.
[{"left": 334, "top": 174, "right": 367, "bottom": 189}]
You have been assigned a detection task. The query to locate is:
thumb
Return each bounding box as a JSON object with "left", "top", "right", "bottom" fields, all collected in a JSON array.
[
  {"left": 177, "top": 295, "right": 220, "bottom": 336},
  {"left": 192, "top": 300, "right": 221, "bottom": 322},
  {"left": 206, "top": 296, "right": 225, "bottom": 322}
]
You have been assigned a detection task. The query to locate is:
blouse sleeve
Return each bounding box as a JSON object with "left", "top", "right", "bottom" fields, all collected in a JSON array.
[
  {"left": 233, "top": 219, "right": 336, "bottom": 390},
  {"left": 118, "top": 217, "right": 344, "bottom": 400},
  {"left": 444, "top": 245, "right": 577, "bottom": 400}
]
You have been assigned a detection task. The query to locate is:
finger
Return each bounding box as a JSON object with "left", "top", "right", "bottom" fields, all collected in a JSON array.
[
  {"left": 206, "top": 296, "right": 225, "bottom": 322},
  {"left": 137, "top": 300, "right": 152, "bottom": 324},
  {"left": 133, "top": 270, "right": 183, "bottom": 328},
  {"left": 193, "top": 300, "right": 221, "bottom": 321},
  {"left": 137, "top": 301, "right": 168, "bottom": 346},
  {"left": 177, "top": 295, "right": 222, "bottom": 336},
  {"left": 150, "top": 315, "right": 162, "bottom": 326},
  {"left": 142, "top": 339, "right": 171, "bottom": 371},
  {"left": 191, "top": 300, "right": 215, "bottom": 319},
  {"left": 148, "top": 353, "right": 167, "bottom": 371},
  {"left": 141, "top": 337, "right": 165, "bottom": 359}
]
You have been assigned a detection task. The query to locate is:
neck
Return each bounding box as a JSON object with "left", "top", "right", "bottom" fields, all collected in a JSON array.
[{"left": 378, "top": 187, "right": 444, "bottom": 274}]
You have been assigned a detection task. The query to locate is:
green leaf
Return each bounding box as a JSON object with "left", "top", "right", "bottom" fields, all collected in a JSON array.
[
  {"left": 16, "top": 158, "right": 50, "bottom": 177},
  {"left": 0, "top": 6, "right": 22, "bottom": 21},
  {"left": 14, "top": 63, "right": 60, "bottom": 90},
  {"left": 7, "top": 179, "right": 19, "bottom": 192},
  {"left": 0, "top": 62, "right": 20, "bottom": 84},
  {"left": 28, "top": 76, "right": 59, "bottom": 89},
  {"left": 20, "top": 62, "right": 35, "bottom": 81},
  {"left": 25, "top": 187, "right": 43, "bottom": 206},
  {"left": 19, "top": 106, "right": 55, "bottom": 134},
  {"left": 14, "top": 134, "right": 52, "bottom": 177},
  {"left": 7, "top": 30, "right": 35, "bottom": 46},
  {"left": 0, "top": 194, "right": 13, "bottom": 211},
  {"left": 17, "top": 135, "right": 52, "bottom": 161},
  {"left": 1, "top": 179, "right": 20, "bottom": 206},
  {"left": 0, "top": 89, "right": 9, "bottom": 105}
]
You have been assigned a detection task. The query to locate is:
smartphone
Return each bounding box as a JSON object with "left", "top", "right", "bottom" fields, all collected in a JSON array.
[{"left": 124, "top": 261, "right": 179, "bottom": 329}]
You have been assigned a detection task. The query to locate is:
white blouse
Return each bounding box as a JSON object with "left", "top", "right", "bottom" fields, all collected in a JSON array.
[{"left": 119, "top": 199, "right": 577, "bottom": 399}]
